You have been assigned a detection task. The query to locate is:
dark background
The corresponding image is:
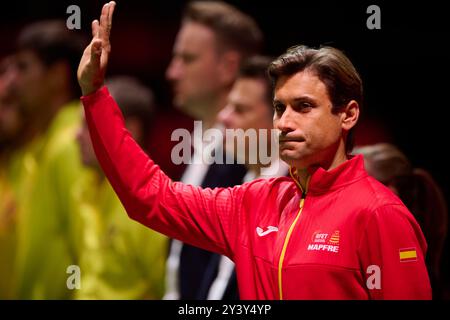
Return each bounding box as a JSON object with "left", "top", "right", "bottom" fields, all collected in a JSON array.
[{"left": 1, "top": 0, "right": 449, "bottom": 295}]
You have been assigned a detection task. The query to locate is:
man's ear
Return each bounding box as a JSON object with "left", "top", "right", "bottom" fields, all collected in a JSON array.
[
  {"left": 340, "top": 100, "right": 359, "bottom": 131},
  {"left": 218, "top": 50, "right": 240, "bottom": 87}
]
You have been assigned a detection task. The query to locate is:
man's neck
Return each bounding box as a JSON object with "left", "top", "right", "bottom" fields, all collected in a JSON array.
[
  {"left": 296, "top": 142, "right": 349, "bottom": 191},
  {"left": 200, "top": 90, "right": 229, "bottom": 130},
  {"left": 324, "top": 144, "right": 349, "bottom": 171},
  {"left": 21, "top": 93, "right": 72, "bottom": 146},
  {"left": 296, "top": 167, "right": 310, "bottom": 192}
]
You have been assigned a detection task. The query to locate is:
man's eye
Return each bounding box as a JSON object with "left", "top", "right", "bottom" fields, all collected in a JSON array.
[
  {"left": 302, "top": 102, "right": 311, "bottom": 108},
  {"left": 182, "top": 55, "right": 196, "bottom": 64},
  {"left": 298, "top": 102, "right": 313, "bottom": 112},
  {"left": 235, "top": 106, "right": 245, "bottom": 114},
  {"left": 273, "top": 104, "right": 285, "bottom": 113},
  {"left": 17, "top": 61, "right": 27, "bottom": 71}
]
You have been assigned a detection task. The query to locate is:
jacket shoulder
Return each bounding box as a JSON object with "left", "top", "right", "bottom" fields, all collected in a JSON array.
[{"left": 348, "top": 175, "right": 414, "bottom": 220}]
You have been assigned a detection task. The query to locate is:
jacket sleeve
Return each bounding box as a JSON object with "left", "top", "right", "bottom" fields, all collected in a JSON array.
[
  {"left": 358, "top": 204, "right": 432, "bottom": 299},
  {"left": 81, "top": 86, "right": 245, "bottom": 259}
]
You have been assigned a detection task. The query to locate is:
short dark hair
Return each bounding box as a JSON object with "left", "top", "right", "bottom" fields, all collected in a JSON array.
[
  {"left": 106, "top": 76, "right": 156, "bottom": 141},
  {"left": 238, "top": 55, "right": 273, "bottom": 109},
  {"left": 183, "top": 1, "right": 263, "bottom": 59},
  {"left": 17, "top": 20, "right": 87, "bottom": 97},
  {"left": 268, "top": 45, "right": 363, "bottom": 153}
]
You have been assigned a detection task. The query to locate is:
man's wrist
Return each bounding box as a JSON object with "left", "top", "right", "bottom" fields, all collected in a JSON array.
[
  {"left": 81, "top": 83, "right": 102, "bottom": 97},
  {"left": 80, "top": 86, "right": 109, "bottom": 105}
]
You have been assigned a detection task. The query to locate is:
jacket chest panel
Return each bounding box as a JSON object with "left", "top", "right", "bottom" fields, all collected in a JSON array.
[
  {"left": 244, "top": 193, "right": 364, "bottom": 270},
  {"left": 281, "top": 195, "right": 363, "bottom": 270}
]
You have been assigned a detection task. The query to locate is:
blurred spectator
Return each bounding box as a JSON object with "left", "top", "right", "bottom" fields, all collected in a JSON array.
[
  {"left": 8, "top": 20, "right": 87, "bottom": 299},
  {"left": 354, "top": 143, "right": 448, "bottom": 299},
  {"left": 197, "top": 56, "right": 288, "bottom": 300},
  {"left": 75, "top": 76, "right": 167, "bottom": 299},
  {"left": 0, "top": 55, "right": 22, "bottom": 156},
  {"left": 0, "top": 55, "right": 21, "bottom": 299},
  {"left": 218, "top": 56, "right": 287, "bottom": 178},
  {"left": 163, "top": 1, "right": 263, "bottom": 300}
]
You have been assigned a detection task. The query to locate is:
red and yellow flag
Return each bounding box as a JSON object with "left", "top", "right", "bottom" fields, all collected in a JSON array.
[{"left": 399, "top": 247, "right": 417, "bottom": 262}]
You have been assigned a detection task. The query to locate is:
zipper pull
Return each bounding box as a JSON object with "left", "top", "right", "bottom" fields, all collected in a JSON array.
[{"left": 299, "top": 193, "right": 306, "bottom": 209}]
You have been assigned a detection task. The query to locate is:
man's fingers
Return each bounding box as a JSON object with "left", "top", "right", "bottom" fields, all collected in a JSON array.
[
  {"left": 98, "top": 2, "right": 109, "bottom": 42},
  {"left": 92, "top": 20, "right": 99, "bottom": 38},
  {"left": 106, "top": 1, "right": 116, "bottom": 36},
  {"left": 79, "top": 3, "right": 114, "bottom": 96},
  {"left": 90, "top": 39, "right": 102, "bottom": 65},
  {"left": 101, "top": 1, "right": 116, "bottom": 42}
]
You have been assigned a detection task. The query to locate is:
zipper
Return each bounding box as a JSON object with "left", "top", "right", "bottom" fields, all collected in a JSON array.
[{"left": 278, "top": 168, "right": 309, "bottom": 300}]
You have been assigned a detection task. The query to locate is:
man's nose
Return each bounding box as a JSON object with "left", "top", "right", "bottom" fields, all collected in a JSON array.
[
  {"left": 217, "top": 104, "right": 233, "bottom": 128},
  {"left": 6, "top": 69, "right": 19, "bottom": 91},
  {"left": 165, "top": 58, "right": 182, "bottom": 81},
  {"left": 275, "top": 107, "right": 295, "bottom": 133}
]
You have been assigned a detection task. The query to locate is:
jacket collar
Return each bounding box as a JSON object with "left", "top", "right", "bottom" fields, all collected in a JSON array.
[{"left": 290, "top": 154, "right": 368, "bottom": 195}]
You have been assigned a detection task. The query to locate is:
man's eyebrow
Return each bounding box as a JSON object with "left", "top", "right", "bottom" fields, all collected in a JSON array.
[
  {"left": 291, "top": 96, "right": 317, "bottom": 104},
  {"left": 273, "top": 96, "right": 318, "bottom": 105},
  {"left": 272, "top": 99, "right": 283, "bottom": 105}
]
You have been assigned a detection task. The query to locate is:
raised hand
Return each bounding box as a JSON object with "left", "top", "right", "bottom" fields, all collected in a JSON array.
[{"left": 77, "top": 1, "right": 116, "bottom": 96}]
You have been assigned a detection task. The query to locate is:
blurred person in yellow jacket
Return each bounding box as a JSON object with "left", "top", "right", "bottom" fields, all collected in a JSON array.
[
  {"left": 6, "top": 20, "right": 88, "bottom": 299},
  {"left": 75, "top": 76, "right": 167, "bottom": 299},
  {"left": 0, "top": 55, "right": 23, "bottom": 299},
  {"left": 0, "top": 56, "right": 22, "bottom": 155}
]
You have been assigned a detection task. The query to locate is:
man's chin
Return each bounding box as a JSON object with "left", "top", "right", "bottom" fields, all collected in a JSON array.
[
  {"left": 279, "top": 152, "right": 297, "bottom": 167},
  {"left": 280, "top": 151, "right": 310, "bottom": 169},
  {"left": 174, "top": 99, "right": 203, "bottom": 119},
  {"left": 172, "top": 96, "right": 185, "bottom": 110}
]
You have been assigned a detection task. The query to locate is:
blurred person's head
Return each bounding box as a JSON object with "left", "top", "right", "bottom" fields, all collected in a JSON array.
[
  {"left": 77, "top": 76, "right": 156, "bottom": 168},
  {"left": 354, "top": 143, "right": 411, "bottom": 188},
  {"left": 165, "top": 1, "right": 263, "bottom": 126},
  {"left": 217, "top": 56, "right": 274, "bottom": 167},
  {"left": 268, "top": 45, "right": 362, "bottom": 170},
  {"left": 11, "top": 20, "right": 87, "bottom": 119},
  {"left": 0, "top": 55, "right": 22, "bottom": 153},
  {"left": 354, "top": 143, "right": 448, "bottom": 295}
]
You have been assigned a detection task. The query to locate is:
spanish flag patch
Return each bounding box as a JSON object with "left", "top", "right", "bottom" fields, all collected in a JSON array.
[{"left": 399, "top": 247, "right": 417, "bottom": 262}]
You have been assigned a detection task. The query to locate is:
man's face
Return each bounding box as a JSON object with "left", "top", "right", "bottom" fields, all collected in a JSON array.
[
  {"left": 273, "top": 70, "right": 344, "bottom": 169},
  {"left": 10, "top": 50, "right": 50, "bottom": 114},
  {"left": 0, "top": 102, "right": 21, "bottom": 146},
  {"left": 219, "top": 77, "right": 272, "bottom": 132},
  {"left": 77, "top": 112, "right": 143, "bottom": 168},
  {"left": 165, "top": 21, "right": 226, "bottom": 118},
  {"left": 218, "top": 77, "right": 273, "bottom": 164}
]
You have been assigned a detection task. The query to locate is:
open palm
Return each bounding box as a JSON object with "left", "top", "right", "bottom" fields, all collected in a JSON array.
[{"left": 77, "top": 1, "right": 116, "bottom": 96}]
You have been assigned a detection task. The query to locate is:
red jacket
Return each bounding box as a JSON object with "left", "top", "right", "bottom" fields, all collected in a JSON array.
[{"left": 82, "top": 87, "right": 431, "bottom": 300}]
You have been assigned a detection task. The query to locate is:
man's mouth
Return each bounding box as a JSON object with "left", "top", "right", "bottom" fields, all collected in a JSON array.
[{"left": 279, "top": 137, "right": 305, "bottom": 143}]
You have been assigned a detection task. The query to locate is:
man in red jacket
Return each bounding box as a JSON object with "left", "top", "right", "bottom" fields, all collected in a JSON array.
[{"left": 77, "top": 2, "right": 431, "bottom": 299}]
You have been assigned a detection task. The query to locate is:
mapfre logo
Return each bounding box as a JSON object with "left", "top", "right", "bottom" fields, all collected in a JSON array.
[{"left": 307, "top": 230, "right": 340, "bottom": 253}]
